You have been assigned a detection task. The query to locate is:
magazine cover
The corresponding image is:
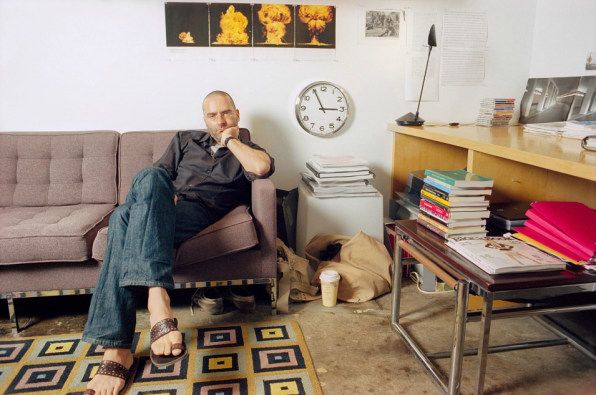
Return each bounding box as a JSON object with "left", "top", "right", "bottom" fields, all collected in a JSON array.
[{"left": 446, "top": 236, "right": 566, "bottom": 274}]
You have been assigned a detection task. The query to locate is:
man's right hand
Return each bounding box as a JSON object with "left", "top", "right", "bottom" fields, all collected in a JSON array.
[{"left": 174, "top": 195, "right": 179, "bottom": 205}]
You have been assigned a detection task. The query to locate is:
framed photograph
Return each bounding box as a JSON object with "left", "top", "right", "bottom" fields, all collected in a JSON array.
[
  {"left": 210, "top": 3, "right": 253, "bottom": 46},
  {"left": 295, "top": 5, "right": 335, "bottom": 49},
  {"left": 364, "top": 10, "right": 401, "bottom": 39},
  {"left": 165, "top": 2, "right": 209, "bottom": 47},
  {"left": 520, "top": 76, "right": 596, "bottom": 123},
  {"left": 253, "top": 4, "right": 295, "bottom": 47}
]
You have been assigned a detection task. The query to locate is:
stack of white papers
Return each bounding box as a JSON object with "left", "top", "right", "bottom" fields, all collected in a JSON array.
[
  {"left": 301, "top": 155, "right": 379, "bottom": 198},
  {"left": 523, "top": 121, "right": 596, "bottom": 139}
]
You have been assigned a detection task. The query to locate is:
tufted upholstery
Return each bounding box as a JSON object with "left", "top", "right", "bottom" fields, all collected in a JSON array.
[
  {"left": 117, "top": 131, "right": 177, "bottom": 204},
  {"left": 0, "top": 132, "right": 119, "bottom": 207},
  {"left": 0, "top": 204, "right": 113, "bottom": 265}
]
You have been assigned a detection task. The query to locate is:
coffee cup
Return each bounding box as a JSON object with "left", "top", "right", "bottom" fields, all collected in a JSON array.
[{"left": 319, "top": 269, "right": 341, "bottom": 307}]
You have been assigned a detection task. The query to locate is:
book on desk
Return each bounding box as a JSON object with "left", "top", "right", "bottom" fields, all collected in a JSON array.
[{"left": 446, "top": 236, "right": 567, "bottom": 274}]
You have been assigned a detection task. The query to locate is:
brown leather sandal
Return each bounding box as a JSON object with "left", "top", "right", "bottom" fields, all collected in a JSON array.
[
  {"left": 150, "top": 318, "right": 188, "bottom": 367},
  {"left": 84, "top": 360, "right": 132, "bottom": 394}
]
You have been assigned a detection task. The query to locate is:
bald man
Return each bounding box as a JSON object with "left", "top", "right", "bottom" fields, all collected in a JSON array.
[{"left": 82, "top": 91, "right": 273, "bottom": 395}]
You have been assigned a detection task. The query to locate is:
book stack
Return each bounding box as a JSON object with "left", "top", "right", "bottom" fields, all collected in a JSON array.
[
  {"left": 300, "top": 155, "right": 379, "bottom": 198},
  {"left": 417, "top": 169, "right": 494, "bottom": 238},
  {"left": 476, "top": 98, "right": 515, "bottom": 127},
  {"left": 512, "top": 201, "right": 596, "bottom": 265}
]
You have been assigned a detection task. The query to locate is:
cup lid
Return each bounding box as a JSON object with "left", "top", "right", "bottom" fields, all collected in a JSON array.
[{"left": 319, "top": 269, "right": 340, "bottom": 282}]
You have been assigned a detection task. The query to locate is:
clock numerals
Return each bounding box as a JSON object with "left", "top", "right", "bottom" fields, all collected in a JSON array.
[{"left": 297, "top": 82, "right": 348, "bottom": 136}]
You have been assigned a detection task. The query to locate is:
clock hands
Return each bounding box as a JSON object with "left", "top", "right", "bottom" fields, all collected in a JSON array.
[
  {"left": 319, "top": 107, "right": 338, "bottom": 111},
  {"left": 312, "top": 89, "right": 326, "bottom": 113}
]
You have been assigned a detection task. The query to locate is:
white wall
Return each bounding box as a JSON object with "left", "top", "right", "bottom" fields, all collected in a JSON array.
[
  {"left": 529, "top": 0, "right": 596, "bottom": 77},
  {"left": 0, "top": 0, "right": 539, "bottom": 213}
]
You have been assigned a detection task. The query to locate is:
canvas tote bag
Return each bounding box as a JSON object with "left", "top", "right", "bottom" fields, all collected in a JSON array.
[
  {"left": 276, "top": 239, "right": 320, "bottom": 313},
  {"left": 305, "top": 231, "right": 392, "bottom": 303}
]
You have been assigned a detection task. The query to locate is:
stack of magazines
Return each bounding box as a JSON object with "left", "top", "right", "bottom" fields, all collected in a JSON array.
[
  {"left": 446, "top": 236, "right": 567, "bottom": 274},
  {"left": 417, "top": 169, "right": 493, "bottom": 238},
  {"left": 300, "top": 155, "right": 378, "bottom": 198},
  {"left": 476, "top": 98, "right": 515, "bottom": 126},
  {"left": 522, "top": 121, "right": 596, "bottom": 139},
  {"left": 512, "top": 201, "right": 596, "bottom": 265}
]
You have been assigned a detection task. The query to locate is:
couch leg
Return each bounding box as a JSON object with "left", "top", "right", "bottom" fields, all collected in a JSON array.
[
  {"left": 7, "top": 295, "right": 20, "bottom": 334},
  {"left": 268, "top": 278, "right": 278, "bottom": 316}
]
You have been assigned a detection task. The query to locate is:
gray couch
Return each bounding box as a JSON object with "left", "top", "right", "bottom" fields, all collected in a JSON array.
[{"left": 0, "top": 130, "right": 277, "bottom": 334}]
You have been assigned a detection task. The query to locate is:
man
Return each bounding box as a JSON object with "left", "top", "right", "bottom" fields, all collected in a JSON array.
[{"left": 82, "top": 91, "right": 273, "bottom": 395}]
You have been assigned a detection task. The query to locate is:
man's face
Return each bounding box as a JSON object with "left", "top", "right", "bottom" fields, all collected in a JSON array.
[{"left": 203, "top": 94, "right": 240, "bottom": 142}]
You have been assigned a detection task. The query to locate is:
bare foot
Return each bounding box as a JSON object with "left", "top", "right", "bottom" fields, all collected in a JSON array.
[
  {"left": 148, "top": 287, "right": 183, "bottom": 358},
  {"left": 86, "top": 348, "right": 133, "bottom": 395}
]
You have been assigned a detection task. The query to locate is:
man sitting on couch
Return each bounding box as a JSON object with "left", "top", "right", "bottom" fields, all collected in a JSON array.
[{"left": 81, "top": 91, "right": 274, "bottom": 395}]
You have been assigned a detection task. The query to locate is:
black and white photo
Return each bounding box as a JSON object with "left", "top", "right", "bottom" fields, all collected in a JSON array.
[{"left": 365, "top": 10, "right": 401, "bottom": 38}]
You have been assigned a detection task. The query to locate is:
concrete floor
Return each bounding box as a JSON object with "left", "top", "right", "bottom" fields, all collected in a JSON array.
[{"left": 1, "top": 281, "right": 595, "bottom": 395}]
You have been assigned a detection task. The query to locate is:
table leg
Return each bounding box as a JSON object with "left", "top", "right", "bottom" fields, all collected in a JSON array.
[
  {"left": 475, "top": 293, "right": 494, "bottom": 395},
  {"left": 448, "top": 281, "right": 469, "bottom": 395},
  {"left": 391, "top": 236, "right": 404, "bottom": 325}
]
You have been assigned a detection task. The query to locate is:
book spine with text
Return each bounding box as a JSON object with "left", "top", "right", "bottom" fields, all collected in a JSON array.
[
  {"left": 416, "top": 218, "right": 448, "bottom": 238},
  {"left": 424, "top": 170, "right": 457, "bottom": 186},
  {"left": 422, "top": 184, "right": 449, "bottom": 201},
  {"left": 421, "top": 189, "right": 450, "bottom": 207},
  {"left": 420, "top": 199, "right": 450, "bottom": 220}
]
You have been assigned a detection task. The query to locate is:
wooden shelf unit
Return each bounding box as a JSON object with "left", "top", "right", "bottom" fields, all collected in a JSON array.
[{"left": 388, "top": 124, "right": 596, "bottom": 208}]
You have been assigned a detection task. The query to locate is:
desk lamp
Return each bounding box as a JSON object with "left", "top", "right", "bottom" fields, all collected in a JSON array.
[{"left": 396, "top": 24, "right": 437, "bottom": 126}]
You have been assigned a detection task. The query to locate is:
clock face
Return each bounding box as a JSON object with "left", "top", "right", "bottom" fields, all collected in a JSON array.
[{"left": 295, "top": 81, "right": 349, "bottom": 137}]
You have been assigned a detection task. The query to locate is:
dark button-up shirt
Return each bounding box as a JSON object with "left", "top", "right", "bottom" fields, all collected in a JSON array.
[{"left": 154, "top": 129, "right": 274, "bottom": 214}]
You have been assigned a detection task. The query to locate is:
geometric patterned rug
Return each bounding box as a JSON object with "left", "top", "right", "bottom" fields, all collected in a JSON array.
[{"left": 0, "top": 320, "right": 322, "bottom": 394}]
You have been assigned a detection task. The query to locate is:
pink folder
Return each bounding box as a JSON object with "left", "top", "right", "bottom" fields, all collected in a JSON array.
[
  {"left": 528, "top": 201, "right": 596, "bottom": 257},
  {"left": 513, "top": 226, "right": 590, "bottom": 262},
  {"left": 524, "top": 216, "right": 593, "bottom": 257}
]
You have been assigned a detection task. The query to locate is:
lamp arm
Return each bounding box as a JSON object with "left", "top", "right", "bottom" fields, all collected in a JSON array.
[{"left": 415, "top": 45, "right": 433, "bottom": 120}]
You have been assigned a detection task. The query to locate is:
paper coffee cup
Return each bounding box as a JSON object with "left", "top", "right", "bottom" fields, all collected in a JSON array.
[{"left": 319, "top": 269, "right": 341, "bottom": 307}]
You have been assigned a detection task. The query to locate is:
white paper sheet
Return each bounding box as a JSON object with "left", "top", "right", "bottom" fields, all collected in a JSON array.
[
  {"left": 440, "top": 49, "right": 486, "bottom": 86},
  {"left": 440, "top": 10, "right": 487, "bottom": 86},
  {"left": 442, "top": 11, "right": 487, "bottom": 48},
  {"left": 406, "top": 51, "right": 439, "bottom": 101},
  {"left": 407, "top": 11, "right": 441, "bottom": 52}
]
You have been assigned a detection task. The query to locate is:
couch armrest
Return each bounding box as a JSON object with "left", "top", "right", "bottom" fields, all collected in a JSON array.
[{"left": 251, "top": 178, "right": 276, "bottom": 258}]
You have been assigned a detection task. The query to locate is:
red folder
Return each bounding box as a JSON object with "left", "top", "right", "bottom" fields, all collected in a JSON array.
[
  {"left": 528, "top": 201, "right": 596, "bottom": 256},
  {"left": 513, "top": 226, "right": 589, "bottom": 262}
]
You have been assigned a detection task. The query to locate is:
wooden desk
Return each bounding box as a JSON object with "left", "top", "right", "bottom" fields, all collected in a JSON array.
[
  {"left": 388, "top": 124, "right": 596, "bottom": 207},
  {"left": 392, "top": 220, "right": 596, "bottom": 395}
]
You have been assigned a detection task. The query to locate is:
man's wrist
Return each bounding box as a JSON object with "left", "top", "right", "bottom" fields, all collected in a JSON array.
[{"left": 223, "top": 136, "right": 237, "bottom": 147}]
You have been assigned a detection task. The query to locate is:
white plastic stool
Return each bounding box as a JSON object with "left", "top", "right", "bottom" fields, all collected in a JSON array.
[{"left": 296, "top": 182, "right": 384, "bottom": 256}]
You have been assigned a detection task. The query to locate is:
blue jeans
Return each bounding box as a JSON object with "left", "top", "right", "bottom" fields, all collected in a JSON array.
[{"left": 82, "top": 167, "right": 221, "bottom": 348}]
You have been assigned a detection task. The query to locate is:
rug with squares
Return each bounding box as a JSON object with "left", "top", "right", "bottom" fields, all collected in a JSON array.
[{"left": 0, "top": 320, "right": 322, "bottom": 394}]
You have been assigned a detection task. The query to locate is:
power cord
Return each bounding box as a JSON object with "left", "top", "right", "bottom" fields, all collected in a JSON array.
[{"left": 409, "top": 271, "right": 454, "bottom": 294}]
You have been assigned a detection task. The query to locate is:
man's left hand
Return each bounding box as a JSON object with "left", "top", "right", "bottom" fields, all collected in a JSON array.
[{"left": 220, "top": 126, "right": 240, "bottom": 145}]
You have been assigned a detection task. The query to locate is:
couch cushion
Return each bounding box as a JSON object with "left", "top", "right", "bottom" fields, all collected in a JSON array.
[
  {"left": 92, "top": 205, "right": 258, "bottom": 264},
  {"left": 0, "top": 204, "right": 114, "bottom": 265},
  {"left": 118, "top": 131, "right": 177, "bottom": 204},
  {"left": 0, "top": 131, "right": 119, "bottom": 207}
]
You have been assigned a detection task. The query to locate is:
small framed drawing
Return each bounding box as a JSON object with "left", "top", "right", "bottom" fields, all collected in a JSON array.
[{"left": 363, "top": 9, "right": 402, "bottom": 40}]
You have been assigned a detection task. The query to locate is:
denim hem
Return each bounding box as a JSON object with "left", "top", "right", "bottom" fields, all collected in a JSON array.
[
  {"left": 81, "top": 336, "right": 132, "bottom": 349},
  {"left": 120, "top": 280, "right": 174, "bottom": 290}
]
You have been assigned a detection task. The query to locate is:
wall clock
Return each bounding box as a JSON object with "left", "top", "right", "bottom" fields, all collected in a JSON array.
[{"left": 295, "top": 81, "right": 350, "bottom": 137}]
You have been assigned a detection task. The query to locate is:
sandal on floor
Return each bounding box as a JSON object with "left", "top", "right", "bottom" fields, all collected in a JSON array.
[
  {"left": 84, "top": 360, "right": 133, "bottom": 395},
  {"left": 150, "top": 318, "right": 188, "bottom": 367}
]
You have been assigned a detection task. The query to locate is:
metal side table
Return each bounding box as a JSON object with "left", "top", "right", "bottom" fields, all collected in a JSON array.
[{"left": 391, "top": 220, "right": 596, "bottom": 395}]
